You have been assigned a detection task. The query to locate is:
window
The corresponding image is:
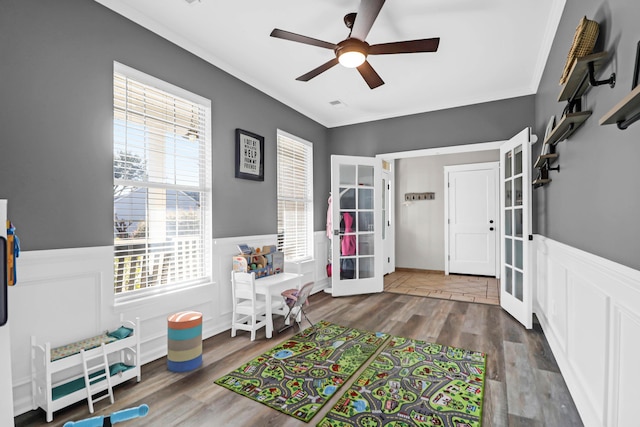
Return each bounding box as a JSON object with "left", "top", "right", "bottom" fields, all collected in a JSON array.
[
  {"left": 277, "top": 130, "right": 314, "bottom": 261},
  {"left": 113, "top": 62, "right": 211, "bottom": 296}
]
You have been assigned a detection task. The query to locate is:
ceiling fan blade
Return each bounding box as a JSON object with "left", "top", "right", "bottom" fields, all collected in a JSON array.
[
  {"left": 369, "top": 38, "right": 440, "bottom": 55},
  {"left": 270, "top": 29, "right": 337, "bottom": 50},
  {"left": 296, "top": 58, "right": 340, "bottom": 81},
  {"left": 356, "top": 60, "right": 385, "bottom": 89},
  {"left": 350, "top": 0, "right": 386, "bottom": 41}
]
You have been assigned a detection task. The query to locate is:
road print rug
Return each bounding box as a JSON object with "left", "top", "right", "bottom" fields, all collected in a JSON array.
[
  {"left": 317, "top": 336, "right": 486, "bottom": 427},
  {"left": 215, "top": 320, "right": 390, "bottom": 422}
]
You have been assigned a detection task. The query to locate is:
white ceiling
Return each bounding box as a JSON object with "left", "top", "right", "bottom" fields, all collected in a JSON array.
[{"left": 95, "top": 0, "right": 565, "bottom": 128}]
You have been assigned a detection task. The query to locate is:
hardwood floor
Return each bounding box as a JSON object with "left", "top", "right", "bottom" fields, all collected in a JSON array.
[
  {"left": 15, "top": 291, "right": 583, "bottom": 426},
  {"left": 385, "top": 268, "right": 500, "bottom": 306}
]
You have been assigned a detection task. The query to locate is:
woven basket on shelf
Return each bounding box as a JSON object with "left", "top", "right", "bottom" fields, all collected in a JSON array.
[{"left": 559, "top": 16, "right": 599, "bottom": 85}]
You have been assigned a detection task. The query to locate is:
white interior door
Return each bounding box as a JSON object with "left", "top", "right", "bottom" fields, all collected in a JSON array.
[
  {"left": 331, "top": 155, "right": 383, "bottom": 296},
  {"left": 445, "top": 162, "right": 498, "bottom": 277},
  {"left": 500, "top": 128, "right": 533, "bottom": 329}
]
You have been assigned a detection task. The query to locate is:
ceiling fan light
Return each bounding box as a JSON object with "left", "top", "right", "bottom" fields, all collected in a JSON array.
[{"left": 338, "top": 50, "right": 366, "bottom": 68}]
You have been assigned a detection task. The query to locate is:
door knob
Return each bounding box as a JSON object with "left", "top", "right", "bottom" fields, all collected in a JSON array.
[
  {"left": 489, "top": 227, "right": 494, "bottom": 231},
  {"left": 489, "top": 220, "right": 494, "bottom": 224}
]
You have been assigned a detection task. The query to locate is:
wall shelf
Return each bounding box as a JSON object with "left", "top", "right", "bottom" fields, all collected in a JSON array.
[
  {"left": 558, "top": 52, "right": 611, "bottom": 102},
  {"left": 534, "top": 153, "right": 559, "bottom": 168},
  {"left": 532, "top": 165, "right": 558, "bottom": 188},
  {"left": 599, "top": 84, "right": 640, "bottom": 129},
  {"left": 544, "top": 111, "right": 592, "bottom": 146},
  {"left": 532, "top": 177, "right": 552, "bottom": 187},
  {"left": 534, "top": 50, "right": 613, "bottom": 189}
]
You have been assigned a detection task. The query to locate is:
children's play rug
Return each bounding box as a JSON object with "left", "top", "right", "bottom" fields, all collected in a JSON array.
[
  {"left": 215, "top": 320, "right": 390, "bottom": 422},
  {"left": 317, "top": 336, "right": 487, "bottom": 427}
]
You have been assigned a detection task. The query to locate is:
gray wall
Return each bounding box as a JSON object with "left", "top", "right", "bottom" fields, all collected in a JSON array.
[
  {"left": 0, "top": 0, "right": 329, "bottom": 250},
  {"left": 534, "top": 0, "right": 640, "bottom": 270},
  {"left": 327, "top": 96, "right": 535, "bottom": 156},
  {"left": 4, "top": 0, "right": 637, "bottom": 272}
]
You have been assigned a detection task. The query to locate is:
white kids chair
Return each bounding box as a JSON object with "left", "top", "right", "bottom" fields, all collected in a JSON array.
[{"left": 230, "top": 271, "right": 268, "bottom": 341}]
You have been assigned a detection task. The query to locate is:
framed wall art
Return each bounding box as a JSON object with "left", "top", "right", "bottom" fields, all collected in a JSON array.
[{"left": 235, "top": 128, "right": 264, "bottom": 181}]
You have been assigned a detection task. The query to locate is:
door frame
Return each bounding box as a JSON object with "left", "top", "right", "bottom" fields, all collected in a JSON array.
[
  {"left": 443, "top": 161, "right": 500, "bottom": 278},
  {"left": 374, "top": 130, "right": 536, "bottom": 328},
  {"left": 381, "top": 159, "right": 395, "bottom": 275},
  {"left": 376, "top": 140, "right": 504, "bottom": 278}
]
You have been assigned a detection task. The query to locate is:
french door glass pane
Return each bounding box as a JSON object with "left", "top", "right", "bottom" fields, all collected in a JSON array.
[
  {"left": 515, "top": 239, "right": 523, "bottom": 269},
  {"left": 358, "top": 165, "right": 374, "bottom": 186},
  {"left": 515, "top": 146, "right": 523, "bottom": 175},
  {"left": 505, "top": 151, "right": 512, "bottom": 178},
  {"left": 515, "top": 208, "right": 523, "bottom": 237},
  {"left": 505, "top": 181, "right": 512, "bottom": 207},
  {"left": 505, "top": 238, "right": 512, "bottom": 266},
  {"left": 340, "top": 257, "right": 356, "bottom": 280},
  {"left": 340, "top": 188, "right": 355, "bottom": 210},
  {"left": 339, "top": 211, "right": 356, "bottom": 235},
  {"left": 505, "top": 209, "right": 512, "bottom": 236},
  {"left": 515, "top": 270, "right": 523, "bottom": 301},
  {"left": 340, "top": 164, "right": 356, "bottom": 185},
  {"left": 359, "top": 234, "right": 374, "bottom": 255},
  {"left": 359, "top": 257, "right": 374, "bottom": 279},
  {"left": 358, "top": 188, "right": 374, "bottom": 210},
  {"left": 515, "top": 177, "right": 523, "bottom": 206},
  {"left": 358, "top": 211, "right": 374, "bottom": 232},
  {"left": 505, "top": 268, "right": 513, "bottom": 294}
]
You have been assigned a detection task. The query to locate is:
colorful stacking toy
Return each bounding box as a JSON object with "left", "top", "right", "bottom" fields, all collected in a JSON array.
[{"left": 167, "top": 311, "right": 203, "bottom": 372}]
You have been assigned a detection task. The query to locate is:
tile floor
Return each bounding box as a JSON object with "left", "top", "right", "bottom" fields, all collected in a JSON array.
[{"left": 384, "top": 268, "right": 500, "bottom": 305}]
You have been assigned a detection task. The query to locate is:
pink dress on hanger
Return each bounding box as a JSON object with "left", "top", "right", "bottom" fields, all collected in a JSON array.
[
  {"left": 340, "top": 212, "right": 357, "bottom": 279},
  {"left": 341, "top": 212, "right": 356, "bottom": 256}
]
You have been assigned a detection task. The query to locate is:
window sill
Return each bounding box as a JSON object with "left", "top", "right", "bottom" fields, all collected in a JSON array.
[{"left": 113, "top": 279, "right": 214, "bottom": 309}]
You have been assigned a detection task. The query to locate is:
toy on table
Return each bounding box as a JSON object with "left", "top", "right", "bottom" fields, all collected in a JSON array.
[{"left": 232, "top": 244, "right": 283, "bottom": 278}]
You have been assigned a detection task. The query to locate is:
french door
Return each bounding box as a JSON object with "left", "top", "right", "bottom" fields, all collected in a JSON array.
[
  {"left": 500, "top": 128, "right": 533, "bottom": 329},
  {"left": 330, "top": 155, "right": 383, "bottom": 296}
]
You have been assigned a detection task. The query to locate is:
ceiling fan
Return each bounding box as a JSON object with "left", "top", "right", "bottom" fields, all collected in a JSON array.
[{"left": 270, "top": 0, "right": 440, "bottom": 89}]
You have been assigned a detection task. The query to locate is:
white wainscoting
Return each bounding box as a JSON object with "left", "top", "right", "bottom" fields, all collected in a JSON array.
[
  {"left": 312, "top": 231, "right": 331, "bottom": 291},
  {"left": 534, "top": 235, "right": 640, "bottom": 427},
  {"left": 9, "top": 232, "right": 331, "bottom": 417}
]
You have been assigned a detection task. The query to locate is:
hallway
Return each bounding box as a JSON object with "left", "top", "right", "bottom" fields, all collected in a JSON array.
[{"left": 385, "top": 268, "right": 500, "bottom": 305}]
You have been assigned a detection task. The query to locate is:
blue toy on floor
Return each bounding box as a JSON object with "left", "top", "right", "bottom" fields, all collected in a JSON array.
[{"left": 63, "top": 404, "right": 149, "bottom": 427}]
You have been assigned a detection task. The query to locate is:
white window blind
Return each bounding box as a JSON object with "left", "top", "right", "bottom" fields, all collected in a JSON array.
[
  {"left": 113, "top": 63, "right": 211, "bottom": 295},
  {"left": 277, "top": 130, "right": 313, "bottom": 261}
]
